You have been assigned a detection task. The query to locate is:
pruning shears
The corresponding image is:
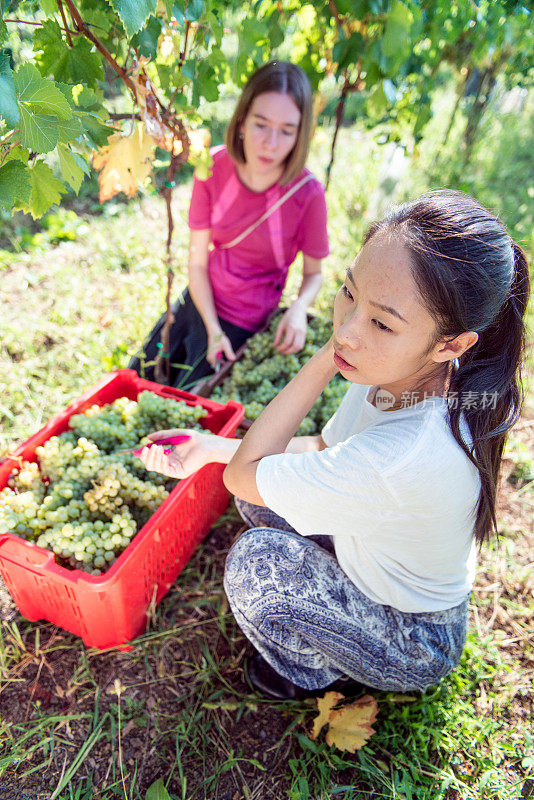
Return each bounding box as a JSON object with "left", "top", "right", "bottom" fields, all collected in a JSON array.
[
  {"left": 113, "top": 434, "right": 191, "bottom": 458},
  {"left": 214, "top": 350, "right": 224, "bottom": 375}
]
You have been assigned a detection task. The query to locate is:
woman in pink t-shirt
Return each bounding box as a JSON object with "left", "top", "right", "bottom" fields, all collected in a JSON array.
[{"left": 129, "top": 61, "right": 329, "bottom": 388}]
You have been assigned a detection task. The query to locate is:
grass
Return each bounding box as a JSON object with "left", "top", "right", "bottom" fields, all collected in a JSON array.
[{"left": 0, "top": 87, "right": 533, "bottom": 799}]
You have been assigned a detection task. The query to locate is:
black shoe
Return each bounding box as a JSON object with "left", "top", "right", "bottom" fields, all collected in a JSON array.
[{"left": 245, "top": 653, "right": 364, "bottom": 700}]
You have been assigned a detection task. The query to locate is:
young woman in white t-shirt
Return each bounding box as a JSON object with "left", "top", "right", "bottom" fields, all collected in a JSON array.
[{"left": 138, "top": 191, "right": 530, "bottom": 699}]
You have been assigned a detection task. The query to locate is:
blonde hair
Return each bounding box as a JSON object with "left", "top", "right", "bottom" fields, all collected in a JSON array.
[{"left": 225, "top": 61, "right": 313, "bottom": 185}]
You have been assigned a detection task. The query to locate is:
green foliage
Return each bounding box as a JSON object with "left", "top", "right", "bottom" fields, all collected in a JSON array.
[
  {"left": 0, "top": 51, "right": 18, "bottom": 126},
  {"left": 24, "top": 161, "right": 67, "bottom": 218},
  {"left": 1, "top": 0, "right": 532, "bottom": 221},
  {"left": 109, "top": 0, "right": 158, "bottom": 38},
  {"left": 0, "top": 159, "right": 32, "bottom": 207},
  {"left": 34, "top": 20, "right": 104, "bottom": 85}
]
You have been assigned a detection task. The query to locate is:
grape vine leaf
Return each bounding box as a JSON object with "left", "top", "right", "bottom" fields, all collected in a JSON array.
[
  {"left": 68, "top": 39, "right": 105, "bottom": 86},
  {"left": 310, "top": 692, "right": 379, "bottom": 753},
  {"left": 75, "top": 86, "right": 104, "bottom": 112},
  {"left": 33, "top": 20, "right": 71, "bottom": 80},
  {"left": 0, "top": 0, "right": 8, "bottom": 42},
  {"left": 39, "top": 0, "right": 59, "bottom": 15},
  {"left": 57, "top": 144, "right": 87, "bottom": 193},
  {"left": 367, "top": 81, "right": 388, "bottom": 118},
  {"left": 0, "top": 52, "right": 19, "bottom": 126},
  {"left": 0, "top": 161, "right": 32, "bottom": 210},
  {"left": 131, "top": 15, "right": 163, "bottom": 58},
  {"left": 19, "top": 82, "right": 72, "bottom": 121},
  {"left": 22, "top": 161, "right": 67, "bottom": 219},
  {"left": 34, "top": 22, "right": 104, "bottom": 87},
  {"left": 14, "top": 63, "right": 73, "bottom": 151},
  {"left": 107, "top": 0, "right": 158, "bottom": 38},
  {"left": 78, "top": 111, "right": 115, "bottom": 149},
  {"left": 184, "top": 0, "right": 204, "bottom": 22},
  {"left": 206, "top": 11, "right": 223, "bottom": 47},
  {"left": 170, "top": 2, "right": 184, "bottom": 25},
  {"left": 17, "top": 108, "right": 59, "bottom": 153},
  {"left": 381, "top": 0, "right": 413, "bottom": 61},
  {"left": 57, "top": 113, "right": 85, "bottom": 144},
  {"left": 92, "top": 123, "right": 156, "bottom": 201}
]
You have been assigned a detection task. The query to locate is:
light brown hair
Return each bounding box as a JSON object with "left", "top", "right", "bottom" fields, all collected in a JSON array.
[{"left": 225, "top": 61, "right": 313, "bottom": 185}]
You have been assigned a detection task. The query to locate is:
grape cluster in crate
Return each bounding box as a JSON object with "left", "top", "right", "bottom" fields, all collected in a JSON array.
[
  {"left": 212, "top": 315, "right": 350, "bottom": 434},
  {"left": 0, "top": 391, "right": 207, "bottom": 575}
]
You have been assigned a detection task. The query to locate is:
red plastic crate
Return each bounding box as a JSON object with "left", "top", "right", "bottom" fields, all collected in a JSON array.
[{"left": 0, "top": 370, "right": 243, "bottom": 648}]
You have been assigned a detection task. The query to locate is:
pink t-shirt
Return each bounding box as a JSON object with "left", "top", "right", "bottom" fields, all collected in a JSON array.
[{"left": 188, "top": 145, "right": 329, "bottom": 331}]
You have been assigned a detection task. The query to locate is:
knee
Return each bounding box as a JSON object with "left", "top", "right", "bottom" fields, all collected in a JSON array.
[
  {"left": 224, "top": 528, "right": 267, "bottom": 583},
  {"left": 224, "top": 527, "right": 294, "bottom": 601}
]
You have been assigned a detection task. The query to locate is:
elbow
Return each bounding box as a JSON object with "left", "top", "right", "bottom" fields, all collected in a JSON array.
[
  {"left": 223, "top": 463, "right": 238, "bottom": 496},
  {"left": 223, "top": 461, "right": 262, "bottom": 506}
]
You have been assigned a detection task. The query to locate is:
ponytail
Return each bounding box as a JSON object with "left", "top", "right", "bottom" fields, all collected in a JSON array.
[
  {"left": 448, "top": 241, "right": 530, "bottom": 543},
  {"left": 366, "top": 192, "right": 531, "bottom": 545}
]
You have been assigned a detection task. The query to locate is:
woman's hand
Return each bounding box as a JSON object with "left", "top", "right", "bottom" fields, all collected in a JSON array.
[
  {"left": 137, "top": 429, "right": 217, "bottom": 480},
  {"left": 206, "top": 331, "right": 236, "bottom": 368},
  {"left": 273, "top": 303, "right": 308, "bottom": 354}
]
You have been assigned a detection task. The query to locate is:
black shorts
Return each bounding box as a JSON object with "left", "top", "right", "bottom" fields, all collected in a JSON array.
[{"left": 128, "top": 288, "right": 253, "bottom": 389}]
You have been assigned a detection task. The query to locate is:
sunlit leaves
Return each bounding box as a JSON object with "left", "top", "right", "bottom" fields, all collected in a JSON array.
[
  {"left": 39, "top": 0, "right": 58, "bottom": 15},
  {"left": 108, "top": 0, "right": 158, "bottom": 38},
  {"left": 0, "top": 16, "right": 7, "bottom": 46},
  {"left": 33, "top": 21, "right": 104, "bottom": 86},
  {"left": 188, "top": 128, "right": 213, "bottom": 179},
  {"left": 131, "top": 15, "right": 163, "bottom": 58},
  {"left": 16, "top": 66, "right": 71, "bottom": 120},
  {"left": 0, "top": 160, "right": 32, "bottom": 210},
  {"left": 57, "top": 144, "right": 88, "bottom": 194},
  {"left": 23, "top": 161, "right": 67, "bottom": 219},
  {"left": 333, "top": 31, "right": 365, "bottom": 73},
  {"left": 206, "top": 11, "right": 223, "bottom": 47},
  {"left": 382, "top": 1, "right": 414, "bottom": 61},
  {"left": 77, "top": 112, "right": 114, "bottom": 149},
  {"left": 184, "top": 0, "right": 204, "bottom": 22},
  {"left": 0, "top": 51, "right": 18, "bottom": 127},
  {"left": 18, "top": 108, "right": 59, "bottom": 152},
  {"left": 13, "top": 63, "right": 73, "bottom": 152}
]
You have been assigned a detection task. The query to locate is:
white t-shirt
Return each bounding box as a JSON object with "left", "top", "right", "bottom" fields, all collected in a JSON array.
[{"left": 256, "top": 383, "right": 480, "bottom": 613}]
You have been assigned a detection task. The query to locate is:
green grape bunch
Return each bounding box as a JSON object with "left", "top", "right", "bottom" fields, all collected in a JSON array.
[
  {"left": 0, "top": 392, "right": 207, "bottom": 576},
  {"left": 213, "top": 315, "right": 349, "bottom": 435}
]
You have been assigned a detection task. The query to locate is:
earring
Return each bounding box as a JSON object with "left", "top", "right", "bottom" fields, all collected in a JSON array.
[
  {"left": 452, "top": 357, "right": 460, "bottom": 369},
  {"left": 239, "top": 133, "right": 244, "bottom": 140}
]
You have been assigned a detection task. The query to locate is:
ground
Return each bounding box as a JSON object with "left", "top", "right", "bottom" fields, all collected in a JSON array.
[{"left": 0, "top": 442, "right": 532, "bottom": 799}]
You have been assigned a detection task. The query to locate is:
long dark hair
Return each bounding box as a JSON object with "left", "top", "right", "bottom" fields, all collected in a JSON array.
[{"left": 365, "top": 191, "right": 530, "bottom": 544}]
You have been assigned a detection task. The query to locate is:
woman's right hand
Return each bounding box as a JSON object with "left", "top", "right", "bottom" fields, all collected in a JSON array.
[
  {"left": 206, "top": 331, "right": 236, "bottom": 368},
  {"left": 137, "top": 429, "right": 218, "bottom": 480}
]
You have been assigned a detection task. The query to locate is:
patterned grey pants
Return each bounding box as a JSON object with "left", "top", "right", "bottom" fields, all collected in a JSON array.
[{"left": 223, "top": 498, "right": 470, "bottom": 693}]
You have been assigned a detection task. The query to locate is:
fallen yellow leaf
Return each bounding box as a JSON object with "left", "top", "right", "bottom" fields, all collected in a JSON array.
[
  {"left": 92, "top": 123, "right": 156, "bottom": 202},
  {"left": 310, "top": 692, "right": 378, "bottom": 753},
  {"left": 310, "top": 691, "right": 344, "bottom": 740}
]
